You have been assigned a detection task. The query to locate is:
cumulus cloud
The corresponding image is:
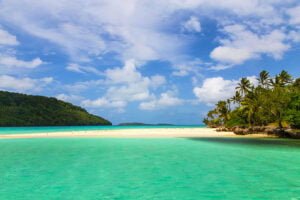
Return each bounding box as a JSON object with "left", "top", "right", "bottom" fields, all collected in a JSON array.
[
  {"left": 193, "top": 77, "right": 238, "bottom": 105},
  {"left": 210, "top": 25, "right": 289, "bottom": 65},
  {"left": 193, "top": 75, "right": 259, "bottom": 105},
  {"left": 182, "top": 16, "right": 201, "bottom": 32},
  {"left": 80, "top": 59, "right": 167, "bottom": 110},
  {"left": 0, "top": 75, "right": 53, "bottom": 92},
  {"left": 139, "top": 91, "right": 183, "bottom": 110}
]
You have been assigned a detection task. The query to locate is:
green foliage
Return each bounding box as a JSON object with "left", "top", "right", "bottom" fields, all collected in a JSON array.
[
  {"left": 226, "top": 109, "right": 247, "bottom": 128},
  {"left": 286, "top": 89, "right": 300, "bottom": 129},
  {"left": 204, "top": 70, "right": 299, "bottom": 129},
  {"left": 0, "top": 91, "right": 112, "bottom": 126}
]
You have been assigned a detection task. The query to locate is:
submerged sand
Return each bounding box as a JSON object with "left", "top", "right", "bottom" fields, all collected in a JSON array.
[{"left": 0, "top": 128, "right": 273, "bottom": 139}]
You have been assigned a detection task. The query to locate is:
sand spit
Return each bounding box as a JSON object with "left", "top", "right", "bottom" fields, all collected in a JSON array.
[{"left": 0, "top": 128, "right": 275, "bottom": 139}]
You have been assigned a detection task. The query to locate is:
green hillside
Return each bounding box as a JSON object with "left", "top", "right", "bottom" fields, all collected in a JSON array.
[{"left": 0, "top": 91, "right": 112, "bottom": 126}]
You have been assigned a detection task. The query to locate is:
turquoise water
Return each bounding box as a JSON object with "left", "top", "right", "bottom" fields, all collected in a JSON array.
[
  {"left": 0, "top": 125, "right": 204, "bottom": 134},
  {"left": 1, "top": 137, "right": 300, "bottom": 199}
]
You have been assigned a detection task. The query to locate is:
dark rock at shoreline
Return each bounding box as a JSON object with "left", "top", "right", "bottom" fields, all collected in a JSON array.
[
  {"left": 285, "top": 129, "right": 300, "bottom": 139},
  {"left": 214, "top": 125, "right": 300, "bottom": 139}
]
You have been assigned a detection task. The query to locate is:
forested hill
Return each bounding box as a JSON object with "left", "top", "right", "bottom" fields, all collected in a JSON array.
[{"left": 0, "top": 91, "right": 112, "bottom": 126}]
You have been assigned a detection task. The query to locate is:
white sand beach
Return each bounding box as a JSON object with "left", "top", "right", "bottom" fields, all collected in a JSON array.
[{"left": 0, "top": 128, "right": 273, "bottom": 139}]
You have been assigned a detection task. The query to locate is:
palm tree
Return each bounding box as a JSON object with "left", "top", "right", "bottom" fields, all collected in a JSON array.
[
  {"left": 270, "top": 75, "right": 281, "bottom": 87},
  {"left": 257, "top": 70, "right": 270, "bottom": 88},
  {"left": 278, "top": 70, "right": 292, "bottom": 85},
  {"left": 293, "top": 78, "right": 300, "bottom": 88},
  {"left": 216, "top": 101, "right": 230, "bottom": 124},
  {"left": 226, "top": 99, "right": 231, "bottom": 111},
  {"left": 231, "top": 91, "right": 242, "bottom": 105},
  {"left": 236, "top": 78, "right": 251, "bottom": 96},
  {"left": 271, "top": 70, "right": 292, "bottom": 87},
  {"left": 241, "top": 92, "right": 260, "bottom": 128}
]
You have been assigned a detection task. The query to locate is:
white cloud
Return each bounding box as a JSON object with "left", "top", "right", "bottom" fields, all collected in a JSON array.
[
  {"left": 211, "top": 46, "right": 252, "bottom": 65},
  {"left": 182, "top": 16, "right": 201, "bottom": 32},
  {"left": 193, "top": 77, "right": 238, "bottom": 105},
  {"left": 105, "top": 59, "right": 142, "bottom": 84},
  {"left": 150, "top": 75, "right": 166, "bottom": 88},
  {"left": 210, "top": 24, "right": 289, "bottom": 65},
  {"left": 193, "top": 75, "right": 259, "bottom": 105},
  {"left": 172, "top": 58, "right": 203, "bottom": 77},
  {"left": 287, "top": 30, "right": 300, "bottom": 42},
  {"left": 246, "top": 75, "right": 259, "bottom": 87},
  {"left": 139, "top": 91, "right": 183, "bottom": 110},
  {"left": 82, "top": 98, "right": 127, "bottom": 110},
  {"left": 0, "top": 0, "right": 295, "bottom": 69},
  {"left": 209, "top": 64, "right": 233, "bottom": 71},
  {"left": 79, "top": 59, "right": 167, "bottom": 110},
  {"left": 0, "top": 28, "right": 43, "bottom": 74},
  {"left": 56, "top": 93, "right": 83, "bottom": 102},
  {"left": 287, "top": 6, "right": 300, "bottom": 25},
  {"left": 0, "top": 29, "right": 19, "bottom": 46},
  {"left": 66, "top": 63, "right": 103, "bottom": 76},
  {"left": 106, "top": 84, "right": 151, "bottom": 102},
  {"left": 102, "top": 59, "right": 166, "bottom": 102},
  {"left": 0, "top": 75, "right": 53, "bottom": 92},
  {"left": 0, "top": 56, "right": 43, "bottom": 69},
  {"left": 0, "top": 1, "right": 186, "bottom": 63}
]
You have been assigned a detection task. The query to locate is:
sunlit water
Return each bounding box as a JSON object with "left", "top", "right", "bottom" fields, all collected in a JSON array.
[{"left": 1, "top": 137, "right": 300, "bottom": 199}]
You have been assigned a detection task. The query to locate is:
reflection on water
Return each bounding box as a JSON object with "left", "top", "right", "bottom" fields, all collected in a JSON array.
[{"left": 187, "top": 137, "right": 300, "bottom": 148}]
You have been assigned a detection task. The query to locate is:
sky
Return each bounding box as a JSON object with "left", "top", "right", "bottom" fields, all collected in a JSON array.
[{"left": 0, "top": 0, "right": 300, "bottom": 125}]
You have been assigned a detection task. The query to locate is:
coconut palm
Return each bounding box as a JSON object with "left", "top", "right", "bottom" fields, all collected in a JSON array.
[
  {"left": 278, "top": 70, "right": 292, "bottom": 85},
  {"left": 215, "top": 100, "right": 230, "bottom": 124},
  {"left": 236, "top": 78, "right": 251, "bottom": 96},
  {"left": 257, "top": 70, "right": 270, "bottom": 88},
  {"left": 231, "top": 91, "right": 242, "bottom": 105},
  {"left": 271, "top": 70, "right": 292, "bottom": 87},
  {"left": 241, "top": 92, "right": 260, "bottom": 128},
  {"left": 293, "top": 78, "right": 300, "bottom": 88}
]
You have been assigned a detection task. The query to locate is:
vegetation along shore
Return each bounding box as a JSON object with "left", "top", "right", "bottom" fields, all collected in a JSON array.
[
  {"left": 0, "top": 91, "right": 111, "bottom": 126},
  {"left": 204, "top": 70, "right": 300, "bottom": 138}
]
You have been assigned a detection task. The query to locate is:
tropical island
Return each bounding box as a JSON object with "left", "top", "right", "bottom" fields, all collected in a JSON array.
[
  {"left": 204, "top": 70, "right": 300, "bottom": 138},
  {"left": 0, "top": 91, "right": 112, "bottom": 126}
]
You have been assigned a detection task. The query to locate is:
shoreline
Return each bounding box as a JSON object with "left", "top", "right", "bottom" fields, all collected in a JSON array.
[{"left": 0, "top": 128, "right": 276, "bottom": 139}]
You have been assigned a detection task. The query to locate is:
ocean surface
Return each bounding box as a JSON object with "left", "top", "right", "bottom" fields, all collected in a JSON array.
[
  {"left": 0, "top": 125, "right": 205, "bottom": 134},
  {"left": 0, "top": 137, "right": 300, "bottom": 199}
]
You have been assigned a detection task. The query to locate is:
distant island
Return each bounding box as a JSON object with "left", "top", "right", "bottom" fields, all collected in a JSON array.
[
  {"left": 0, "top": 91, "right": 112, "bottom": 126},
  {"left": 118, "top": 122, "right": 174, "bottom": 126}
]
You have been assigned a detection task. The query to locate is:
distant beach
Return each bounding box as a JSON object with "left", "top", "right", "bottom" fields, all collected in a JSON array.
[{"left": 0, "top": 127, "right": 274, "bottom": 139}]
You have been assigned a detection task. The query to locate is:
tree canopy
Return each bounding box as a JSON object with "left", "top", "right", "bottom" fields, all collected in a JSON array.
[
  {"left": 204, "top": 70, "right": 300, "bottom": 129},
  {"left": 0, "top": 91, "right": 112, "bottom": 126}
]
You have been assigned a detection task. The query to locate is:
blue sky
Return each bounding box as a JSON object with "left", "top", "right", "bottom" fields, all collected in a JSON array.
[{"left": 0, "top": 0, "right": 300, "bottom": 125}]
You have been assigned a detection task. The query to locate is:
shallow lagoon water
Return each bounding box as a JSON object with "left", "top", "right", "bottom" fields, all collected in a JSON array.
[
  {"left": 0, "top": 137, "right": 300, "bottom": 199},
  {"left": 0, "top": 125, "right": 204, "bottom": 134}
]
